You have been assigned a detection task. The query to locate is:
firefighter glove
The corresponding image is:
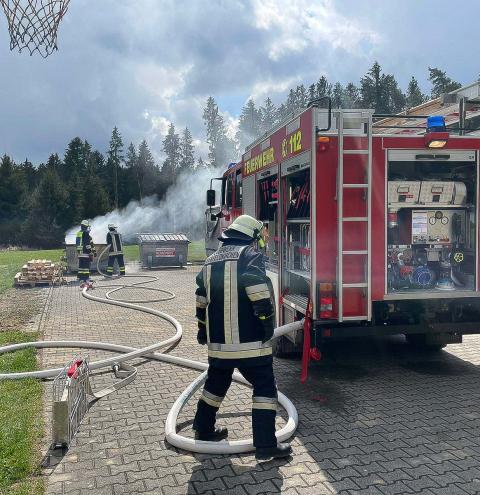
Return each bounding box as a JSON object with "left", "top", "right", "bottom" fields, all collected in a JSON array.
[
  {"left": 197, "top": 331, "right": 207, "bottom": 345},
  {"left": 259, "top": 313, "right": 274, "bottom": 343}
]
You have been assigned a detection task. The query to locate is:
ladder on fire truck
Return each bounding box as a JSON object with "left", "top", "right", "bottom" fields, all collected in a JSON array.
[{"left": 337, "top": 110, "right": 373, "bottom": 322}]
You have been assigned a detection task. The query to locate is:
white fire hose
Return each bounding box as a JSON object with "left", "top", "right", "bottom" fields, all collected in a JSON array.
[{"left": 0, "top": 246, "right": 303, "bottom": 454}]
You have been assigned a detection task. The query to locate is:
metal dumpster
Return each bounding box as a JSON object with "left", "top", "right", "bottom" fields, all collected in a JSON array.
[
  {"left": 137, "top": 233, "right": 190, "bottom": 268},
  {"left": 64, "top": 244, "right": 109, "bottom": 273}
]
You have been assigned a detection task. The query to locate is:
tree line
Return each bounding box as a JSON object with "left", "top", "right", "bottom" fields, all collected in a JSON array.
[{"left": 0, "top": 62, "right": 462, "bottom": 248}]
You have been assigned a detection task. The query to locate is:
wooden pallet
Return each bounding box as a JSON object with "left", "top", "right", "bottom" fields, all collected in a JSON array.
[{"left": 14, "top": 273, "right": 66, "bottom": 287}]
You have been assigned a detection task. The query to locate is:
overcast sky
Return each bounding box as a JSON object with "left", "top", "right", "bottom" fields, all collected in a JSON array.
[{"left": 0, "top": 0, "right": 479, "bottom": 164}]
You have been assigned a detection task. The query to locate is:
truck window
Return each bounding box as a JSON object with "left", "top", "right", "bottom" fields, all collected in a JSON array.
[
  {"left": 226, "top": 173, "right": 233, "bottom": 208},
  {"left": 235, "top": 170, "right": 242, "bottom": 207}
]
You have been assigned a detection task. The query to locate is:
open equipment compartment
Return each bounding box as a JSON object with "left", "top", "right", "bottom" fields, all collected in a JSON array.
[
  {"left": 386, "top": 150, "right": 477, "bottom": 294},
  {"left": 282, "top": 163, "right": 311, "bottom": 313},
  {"left": 257, "top": 169, "right": 279, "bottom": 270}
]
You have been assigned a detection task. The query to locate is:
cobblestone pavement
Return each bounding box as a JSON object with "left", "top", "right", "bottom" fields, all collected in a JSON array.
[{"left": 40, "top": 265, "right": 480, "bottom": 495}]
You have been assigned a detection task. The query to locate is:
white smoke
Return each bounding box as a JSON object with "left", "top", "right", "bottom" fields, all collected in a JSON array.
[{"left": 65, "top": 166, "right": 224, "bottom": 245}]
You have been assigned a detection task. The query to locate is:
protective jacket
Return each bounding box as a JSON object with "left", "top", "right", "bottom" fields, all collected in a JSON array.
[
  {"left": 106, "top": 230, "right": 123, "bottom": 255},
  {"left": 76, "top": 230, "right": 94, "bottom": 255},
  {"left": 195, "top": 235, "right": 275, "bottom": 368}
]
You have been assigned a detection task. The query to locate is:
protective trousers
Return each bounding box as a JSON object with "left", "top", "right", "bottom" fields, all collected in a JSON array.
[
  {"left": 107, "top": 254, "right": 125, "bottom": 276},
  {"left": 77, "top": 255, "right": 90, "bottom": 281},
  {"left": 193, "top": 363, "right": 277, "bottom": 448}
]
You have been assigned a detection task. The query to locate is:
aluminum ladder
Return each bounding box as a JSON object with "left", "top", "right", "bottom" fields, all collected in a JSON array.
[{"left": 337, "top": 110, "right": 373, "bottom": 322}]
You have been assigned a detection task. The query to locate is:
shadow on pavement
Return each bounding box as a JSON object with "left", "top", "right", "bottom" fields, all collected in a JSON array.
[
  {"left": 272, "top": 335, "right": 480, "bottom": 493},
  {"left": 187, "top": 455, "right": 290, "bottom": 494}
]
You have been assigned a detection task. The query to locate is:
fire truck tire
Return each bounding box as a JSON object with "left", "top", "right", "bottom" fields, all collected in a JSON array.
[
  {"left": 405, "top": 333, "right": 446, "bottom": 351},
  {"left": 273, "top": 335, "right": 302, "bottom": 358}
]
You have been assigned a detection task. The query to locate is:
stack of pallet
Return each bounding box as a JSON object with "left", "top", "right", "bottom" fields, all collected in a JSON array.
[{"left": 15, "top": 259, "right": 65, "bottom": 287}]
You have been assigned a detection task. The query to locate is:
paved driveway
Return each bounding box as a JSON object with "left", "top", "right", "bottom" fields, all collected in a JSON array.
[{"left": 41, "top": 266, "right": 480, "bottom": 494}]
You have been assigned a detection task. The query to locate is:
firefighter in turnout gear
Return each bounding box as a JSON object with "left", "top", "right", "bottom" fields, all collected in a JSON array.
[
  {"left": 106, "top": 224, "right": 125, "bottom": 276},
  {"left": 76, "top": 220, "right": 95, "bottom": 282},
  {"left": 193, "top": 215, "right": 292, "bottom": 460}
]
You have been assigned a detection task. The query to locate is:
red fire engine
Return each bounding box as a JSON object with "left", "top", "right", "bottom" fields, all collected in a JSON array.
[{"left": 206, "top": 96, "right": 480, "bottom": 361}]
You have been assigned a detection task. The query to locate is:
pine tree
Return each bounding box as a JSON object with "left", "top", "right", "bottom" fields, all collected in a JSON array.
[
  {"left": 428, "top": 67, "right": 462, "bottom": 98},
  {"left": 406, "top": 76, "right": 427, "bottom": 108},
  {"left": 203, "top": 97, "right": 236, "bottom": 168},
  {"left": 383, "top": 74, "right": 406, "bottom": 113},
  {"left": 179, "top": 127, "right": 196, "bottom": 173},
  {"left": 64, "top": 172, "right": 84, "bottom": 227},
  {"left": 196, "top": 157, "right": 207, "bottom": 170},
  {"left": 343, "top": 83, "right": 360, "bottom": 108},
  {"left": 315, "top": 76, "right": 332, "bottom": 98},
  {"left": 107, "top": 127, "right": 124, "bottom": 209},
  {"left": 23, "top": 168, "right": 68, "bottom": 247},
  {"left": 0, "top": 154, "right": 26, "bottom": 244},
  {"left": 295, "top": 84, "right": 308, "bottom": 109},
  {"left": 259, "top": 97, "right": 277, "bottom": 134},
  {"left": 285, "top": 89, "right": 298, "bottom": 114},
  {"left": 137, "top": 140, "right": 158, "bottom": 197},
  {"left": 83, "top": 174, "right": 110, "bottom": 219},
  {"left": 360, "top": 61, "right": 406, "bottom": 114},
  {"left": 332, "top": 82, "right": 344, "bottom": 108},
  {"left": 161, "top": 123, "right": 181, "bottom": 186},
  {"left": 63, "top": 137, "right": 87, "bottom": 182},
  {"left": 361, "top": 61, "right": 384, "bottom": 112},
  {"left": 46, "top": 153, "right": 62, "bottom": 173},
  {"left": 125, "top": 143, "right": 142, "bottom": 203},
  {"left": 277, "top": 102, "right": 288, "bottom": 123},
  {"left": 237, "top": 99, "right": 261, "bottom": 152},
  {"left": 20, "top": 159, "right": 37, "bottom": 192}
]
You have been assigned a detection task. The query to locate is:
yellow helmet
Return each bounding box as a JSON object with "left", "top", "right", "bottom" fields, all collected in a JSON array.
[
  {"left": 228, "top": 215, "right": 264, "bottom": 242},
  {"left": 80, "top": 219, "right": 90, "bottom": 228}
]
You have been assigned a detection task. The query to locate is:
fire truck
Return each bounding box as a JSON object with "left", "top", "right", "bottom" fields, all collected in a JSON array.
[{"left": 205, "top": 89, "right": 480, "bottom": 363}]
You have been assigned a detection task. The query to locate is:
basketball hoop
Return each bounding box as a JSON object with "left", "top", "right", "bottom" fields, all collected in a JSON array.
[{"left": 0, "top": 0, "right": 70, "bottom": 57}]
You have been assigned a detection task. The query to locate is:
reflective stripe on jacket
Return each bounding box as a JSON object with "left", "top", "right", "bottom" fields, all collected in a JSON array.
[
  {"left": 76, "top": 230, "right": 94, "bottom": 255},
  {"left": 195, "top": 240, "right": 275, "bottom": 368},
  {"left": 106, "top": 231, "right": 123, "bottom": 255}
]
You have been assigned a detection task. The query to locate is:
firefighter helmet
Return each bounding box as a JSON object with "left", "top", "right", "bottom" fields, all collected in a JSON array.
[
  {"left": 228, "top": 215, "right": 264, "bottom": 241},
  {"left": 108, "top": 224, "right": 117, "bottom": 230},
  {"left": 80, "top": 219, "right": 90, "bottom": 228}
]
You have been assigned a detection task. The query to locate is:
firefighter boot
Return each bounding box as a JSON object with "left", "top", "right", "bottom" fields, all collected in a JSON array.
[
  {"left": 194, "top": 427, "right": 228, "bottom": 442},
  {"left": 255, "top": 442, "right": 292, "bottom": 460}
]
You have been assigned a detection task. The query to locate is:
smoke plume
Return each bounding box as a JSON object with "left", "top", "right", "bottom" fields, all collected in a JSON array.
[{"left": 65, "top": 166, "right": 223, "bottom": 244}]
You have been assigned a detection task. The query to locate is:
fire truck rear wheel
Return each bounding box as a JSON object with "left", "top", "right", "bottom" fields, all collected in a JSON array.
[
  {"left": 405, "top": 333, "right": 446, "bottom": 351},
  {"left": 273, "top": 336, "right": 302, "bottom": 358}
]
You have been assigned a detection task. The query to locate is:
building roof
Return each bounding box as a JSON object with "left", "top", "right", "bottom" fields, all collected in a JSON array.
[{"left": 374, "top": 81, "right": 480, "bottom": 135}]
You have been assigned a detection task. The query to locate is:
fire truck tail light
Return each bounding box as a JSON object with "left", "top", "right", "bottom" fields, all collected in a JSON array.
[
  {"left": 320, "top": 297, "right": 334, "bottom": 318},
  {"left": 318, "top": 282, "right": 335, "bottom": 318}
]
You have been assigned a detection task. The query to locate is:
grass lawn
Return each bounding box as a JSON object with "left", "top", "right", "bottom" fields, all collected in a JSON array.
[
  {"left": 0, "top": 240, "right": 205, "bottom": 293},
  {"left": 0, "top": 249, "right": 63, "bottom": 295},
  {"left": 0, "top": 332, "right": 44, "bottom": 495}
]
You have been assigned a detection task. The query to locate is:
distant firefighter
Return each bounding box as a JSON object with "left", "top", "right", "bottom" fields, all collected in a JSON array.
[
  {"left": 76, "top": 220, "right": 95, "bottom": 282},
  {"left": 106, "top": 224, "right": 125, "bottom": 276}
]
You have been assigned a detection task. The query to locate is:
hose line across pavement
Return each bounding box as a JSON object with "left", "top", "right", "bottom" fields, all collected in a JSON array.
[{"left": 0, "top": 245, "right": 303, "bottom": 454}]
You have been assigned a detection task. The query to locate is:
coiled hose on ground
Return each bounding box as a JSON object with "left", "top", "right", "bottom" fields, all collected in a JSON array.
[{"left": 0, "top": 246, "right": 303, "bottom": 454}]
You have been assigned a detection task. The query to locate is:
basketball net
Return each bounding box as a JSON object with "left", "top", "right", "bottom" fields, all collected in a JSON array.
[{"left": 0, "top": 0, "right": 70, "bottom": 57}]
